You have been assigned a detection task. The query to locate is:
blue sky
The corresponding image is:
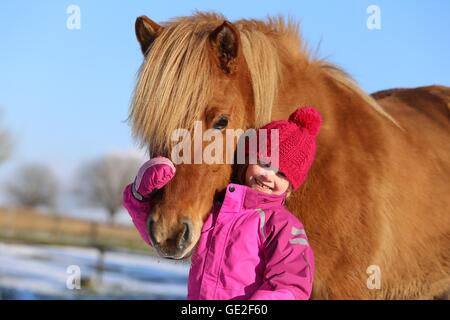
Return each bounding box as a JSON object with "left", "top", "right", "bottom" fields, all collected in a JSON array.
[{"left": 0, "top": 0, "right": 449, "bottom": 187}]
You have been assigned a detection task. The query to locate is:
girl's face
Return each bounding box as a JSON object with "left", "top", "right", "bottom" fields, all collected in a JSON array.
[{"left": 245, "top": 162, "right": 290, "bottom": 195}]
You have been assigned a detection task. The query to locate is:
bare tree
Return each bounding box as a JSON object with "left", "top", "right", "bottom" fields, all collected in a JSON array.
[
  {"left": 0, "top": 110, "right": 12, "bottom": 164},
  {"left": 74, "top": 153, "right": 141, "bottom": 279},
  {"left": 5, "top": 163, "right": 59, "bottom": 209},
  {"left": 75, "top": 153, "right": 141, "bottom": 224}
]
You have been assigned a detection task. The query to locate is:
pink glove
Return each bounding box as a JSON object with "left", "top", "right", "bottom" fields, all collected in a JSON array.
[
  {"left": 123, "top": 157, "right": 175, "bottom": 246},
  {"left": 131, "top": 157, "right": 176, "bottom": 201}
]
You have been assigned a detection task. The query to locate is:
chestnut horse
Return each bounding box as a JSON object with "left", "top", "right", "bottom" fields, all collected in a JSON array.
[{"left": 129, "top": 12, "right": 450, "bottom": 299}]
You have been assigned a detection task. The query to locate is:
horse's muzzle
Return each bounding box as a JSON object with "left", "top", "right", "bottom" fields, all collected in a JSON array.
[{"left": 148, "top": 217, "right": 194, "bottom": 259}]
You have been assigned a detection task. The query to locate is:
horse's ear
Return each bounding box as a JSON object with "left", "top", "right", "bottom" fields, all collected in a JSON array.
[
  {"left": 209, "top": 21, "right": 241, "bottom": 74},
  {"left": 135, "top": 16, "right": 162, "bottom": 55}
]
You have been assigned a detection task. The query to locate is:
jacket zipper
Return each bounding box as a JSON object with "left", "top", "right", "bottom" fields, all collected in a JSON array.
[{"left": 212, "top": 216, "right": 240, "bottom": 298}]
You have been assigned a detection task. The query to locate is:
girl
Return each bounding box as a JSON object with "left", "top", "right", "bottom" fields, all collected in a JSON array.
[{"left": 123, "top": 107, "right": 322, "bottom": 300}]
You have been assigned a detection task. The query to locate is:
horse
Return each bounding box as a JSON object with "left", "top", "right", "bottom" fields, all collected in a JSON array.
[{"left": 129, "top": 12, "right": 450, "bottom": 299}]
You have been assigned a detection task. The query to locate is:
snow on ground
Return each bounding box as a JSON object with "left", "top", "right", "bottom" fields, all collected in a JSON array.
[{"left": 0, "top": 243, "right": 190, "bottom": 300}]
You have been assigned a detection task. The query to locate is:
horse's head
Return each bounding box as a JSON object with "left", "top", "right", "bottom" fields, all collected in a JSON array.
[{"left": 130, "top": 13, "right": 278, "bottom": 259}]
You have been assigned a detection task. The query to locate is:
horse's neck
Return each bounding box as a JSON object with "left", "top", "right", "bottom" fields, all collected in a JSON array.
[
  {"left": 274, "top": 52, "right": 389, "bottom": 214},
  {"left": 273, "top": 53, "right": 382, "bottom": 139},
  {"left": 272, "top": 55, "right": 335, "bottom": 127}
]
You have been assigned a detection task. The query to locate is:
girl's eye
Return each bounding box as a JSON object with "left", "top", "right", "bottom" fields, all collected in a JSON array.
[
  {"left": 257, "top": 160, "right": 271, "bottom": 168},
  {"left": 213, "top": 115, "right": 229, "bottom": 130},
  {"left": 277, "top": 171, "right": 286, "bottom": 178}
]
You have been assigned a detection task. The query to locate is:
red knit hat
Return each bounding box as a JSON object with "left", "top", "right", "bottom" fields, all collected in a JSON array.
[{"left": 248, "top": 107, "right": 322, "bottom": 191}]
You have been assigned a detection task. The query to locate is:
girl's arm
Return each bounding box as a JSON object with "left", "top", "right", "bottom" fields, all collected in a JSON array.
[
  {"left": 250, "top": 213, "right": 314, "bottom": 300},
  {"left": 122, "top": 157, "right": 176, "bottom": 246}
]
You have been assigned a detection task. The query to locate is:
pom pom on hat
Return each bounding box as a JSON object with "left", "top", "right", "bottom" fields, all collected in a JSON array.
[{"left": 288, "top": 107, "right": 322, "bottom": 136}]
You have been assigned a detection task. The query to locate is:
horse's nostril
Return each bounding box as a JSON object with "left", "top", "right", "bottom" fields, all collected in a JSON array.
[
  {"left": 149, "top": 217, "right": 193, "bottom": 257},
  {"left": 177, "top": 222, "right": 191, "bottom": 249},
  {"left": 147, "top": 218, "right": 159, "bottom": 246}
]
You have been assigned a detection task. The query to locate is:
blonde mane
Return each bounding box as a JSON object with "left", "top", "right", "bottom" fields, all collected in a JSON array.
[
  {"left": 130, "top": 12, "right": 281, "bottom": 155},
  {"left": 318, "top": 62, "right": 402, "bottom": 128},
  {"left": 131, "top": 13, "right": 217, "bottom": 155},
  {"left": 237, "top": 22, "right": 280, "bottom": 129},
  {"left": 130, "top": 12, "right": 399, "bottom": 155}
]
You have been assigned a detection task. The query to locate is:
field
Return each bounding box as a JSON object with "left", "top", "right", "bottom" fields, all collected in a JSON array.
[
  {"left": 0, "top": 207, "right": 152, "bottom": 253},
  {"left": 0, "top": 207, "right": 190, "bottom": 299}
]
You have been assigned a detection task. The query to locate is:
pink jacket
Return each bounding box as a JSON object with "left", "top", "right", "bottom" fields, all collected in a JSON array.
[{"left": 123, "top": 183, "right": 314, "bottom": 300}]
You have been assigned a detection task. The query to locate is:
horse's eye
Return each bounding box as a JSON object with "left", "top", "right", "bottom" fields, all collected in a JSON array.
[{"left": 213, "top": 115, "right": 229, "bottom": 130}]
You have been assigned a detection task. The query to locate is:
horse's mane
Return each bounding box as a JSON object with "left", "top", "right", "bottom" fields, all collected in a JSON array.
[
  {"left": 318, "top": 62, "right": 401, "bottom": 127},
  {"left": 130, "top": 11, "right": 399, "bottom": 155},
  {"left": 131, "top": 13, "right": 217, "bottom": 155}
]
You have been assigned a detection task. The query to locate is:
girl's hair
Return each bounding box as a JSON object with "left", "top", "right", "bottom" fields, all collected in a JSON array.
[{"left": 286, "top": 183, "right": 293, "bottom": 199}]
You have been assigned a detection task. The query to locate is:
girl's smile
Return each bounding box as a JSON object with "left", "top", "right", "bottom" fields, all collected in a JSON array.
[{"left": 245, "top": 163, "right": 290, "bottom": 195}]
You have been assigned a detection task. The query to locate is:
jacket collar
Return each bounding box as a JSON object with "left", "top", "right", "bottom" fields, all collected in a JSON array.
[{"left": 219, "top": 183, "right": 286, "bottom": 214}]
